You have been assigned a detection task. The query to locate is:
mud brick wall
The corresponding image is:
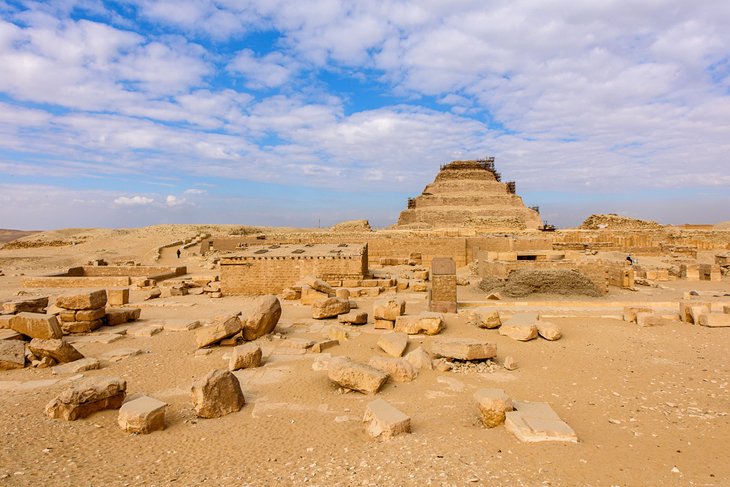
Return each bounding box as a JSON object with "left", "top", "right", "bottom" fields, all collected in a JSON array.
[{"left": 221, "top": 255, "right": 367, "bottom": 295}]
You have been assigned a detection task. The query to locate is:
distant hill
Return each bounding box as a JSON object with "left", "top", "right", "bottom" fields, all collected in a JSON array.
[{"left": 0, "top": 229, "right": 41, "bottom": 243}]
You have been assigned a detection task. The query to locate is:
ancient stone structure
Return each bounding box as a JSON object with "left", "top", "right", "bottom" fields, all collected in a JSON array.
[
  {"left": 429, "top": 256, "right": 457, "bottom": 313},
  {"left": 395, "top": 159, "right": 542, "bottom": 230}
]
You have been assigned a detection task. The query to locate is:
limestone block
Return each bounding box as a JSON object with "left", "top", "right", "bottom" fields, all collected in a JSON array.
[
  {"left": 724, "top": 305, "right": 730, "bottom": 314},
  {"left": 368, "top": 356, "right": 417, "bottom": 382},
  {"left": 679, "top": 300, "right": 711, "bottom": 323},
  {"left": 328, "top": 325, "right": 349, "bottom": 342},
  {"left": 342, "top": 279, "right": 360, "bottom": 287},
  {"left": 163, "top": 319, "right": 201, "bottom": 332},
  {"left": 75, "top": 308, "right": 106, "bottom": 321},
  {"left": 374, "top": 319, "right": 395, "bottom": 330},
  {"left": 52, "top": 357, "right": 101, "bottom": 375},
  {"left": 59, "top": 311, "right": 77, "bottom": 322},
  {"left": 503, "top": 356, "right": 518, "bottom": 370},
  {"left": 335, "top": 289, "right": 350, "bottom": 300},
  {"left": 338, "top": 311, "right": 367, "bottom": 325},
  {"left": 396, "top": 280, "right": 409, "bottom": 291},
  {"left": 28, "top": 338, "right": 84, "bottom": 363},
  {"left": 377, "top": 332, "right": 409, "bottom": 357},
  {"left": 0, "top": 340, "right": 25, "bottom": 370},
  {"left": 413, "top": 270, "right": 429, "bottom": 280},
  {"left": 697, "top": 313, "right": 730, "bottom": 328},
  {"left": 107, "top": 288, "right": 129, "bottom": 306},
  {"left": 689, "top": 305, "right": 711, "bottom": 325},
  {"left": 404, "top": 348, "right": 432, "bottom": 371},
  {"left": 195, "top": 314, "right": 242, "bottom": 348},
  {"left": 101, "top": 348, "right": 144, "bottom": 362},
  {"left": 635, "top": 312, "right": 679, "bottom": 327},
  {"left": 170, "top": 286, "right": 188, "bottom": 296},
  {"left": 474, "top": 388, "right": 513, "bottom": 428},
  {"left": 394, "top": 312, "right": 444, "bottom": 335},
  {"left": 312, "top": 340, "right": 339, "bottom": 353},
  {"left": 281, "top": 287, "right": 301, "bottom": 300},
  {"left": 536, "top": 320, "right": 562, "bottom": 341},
  {"left": 2, "top": 296, "right": 48, "bottom": 314},
  {"left": 0, "top": 315, "right": 12, "bottom": 329},
  {"left": 61, "top": 319, "right": 103, "bottom": 334},
  {"left": 373, "top": 298, "right": 406, "bottom": 321},
  {"left": 499, "top": 314, "right": 538, "bottom": 341},
  {"left": 466, "top": 309, "right": 501, "bottom": 329},
  {"left": 0, "top": 329, "right": 22, "bottom": 340},
  {"left": 144, "top": 287, "right": 162, "bottom": 300},
  {"left": 363, "top": 399, "right": 411, "bottom": 439},
  {"left": 312, "top": 297, "right": 350, "bottom": 320},
  {"left": 128, "top": 324, "right": 163, "bottom": 337},
  {"left": 10, "top": 312, "right": 63, "bottom": 339},
  {"left": 430, "top": 338, "right": 496, "bottom": 361},
  {"left": 45, "top": 376, "right": 126, "bottom": 421},
  {"left": 410, "top": 281, "right": 428, "bottom": 292},
  {"left": 327, "top": 357, "right": 389, "bottom": 394},
  {"left": 55, "top": 290, "right": 107, "bottom": 310},
  {"left": 505, "top": 401, "right": 578, "bottom": 443},
  {"left": 191, "top": 369, "right": 245, "bottom": 419},
  {"left": 118, "top": 395, "right": 167, "bottom": 434},
  {"left": 302, "top": 275, "right": 334, "bottom": 295},
  {"left": 623, "top": 306, "right": 654, "bottom": 323},
  {"left": 105, "top": 307, "right": 140, "bottom": 326},
  {"left": 228, "top": 343, "right": 262, "bottom": 370}
]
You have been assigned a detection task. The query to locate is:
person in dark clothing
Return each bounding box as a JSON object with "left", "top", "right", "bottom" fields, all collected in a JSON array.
[
  {"left": 626, "top": 255, "right": 633, "bottom": 265},
  {"left": 176, "top": 249, "right": 181, "bottom": 259}
]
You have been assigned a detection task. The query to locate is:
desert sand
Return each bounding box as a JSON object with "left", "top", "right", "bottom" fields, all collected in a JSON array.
[{"left": 1, "top": 224, "right": 729, "bottom": 487}]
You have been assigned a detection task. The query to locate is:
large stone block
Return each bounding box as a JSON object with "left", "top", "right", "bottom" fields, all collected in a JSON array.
[
  {"left": 312, "top": 297, "right": 350, "bottom": 320},
  {"left": 105, "top": 307, "right": 140, "bottom": 326},
  {"left": 301, "top": 275, "right": 334, "bottom": 294},
  {"left": 623, "top": 306, "right": 654, "bottom": 323},
  {"left": 61, "top": 319, "right": 103, "bottom": 334},
  {"left": 300, "top": 286, "right": 330, "bottom": 305},
  {"left": 191, "top": 369, "right": 245, "bottom": 418},
  {"left": 229, "top": 343, "right": 262, "bottom": 371},
  {"left": 405, "top": 347, "right": 432, "bottom": 371},
  {"left": 0, "top": 340, "right": 25, "bottom": 370},
  {"left": 10, "top": 312, "right": 62, "bottom": 339},
  {"left": 536, "top": 319, "right": 562, "bottom": 340},
  {"left": 327, "top": 357, "right": 388, "bottom": 394},
  {"left": 505, "top": 401, "right": 578, "bottom": 443},
  {"left": 431, "top": 338, "right": 496, "bottom": 361},
  {"left": 2, "top": 296, "right": 48, "bottom": 314},
  {"left": 373, "top": 319, "right": 395, "bottom": 330},
  {"left": 465, "top": 309, "right": 501, "bottom": 329},
  {"left": 338, "top": 311, "right": 368, "bottom": 325},
  {"left": 107, "top": 288, "right": 129, "bottom": 306},
  {"left": 75, "top": 307, "right": 106, "bottom": 321},
  {"left": 474, "top": 388, "right": 513, "bottom": 428},
  {"left": 373, "top": 298, "right": 406, "bottom": 321},
  {"left": 45, "top": 376, "right": 126, "bottom": 421},
  {"left": 377, "top": 332, "right": 409, "bottom": 357},
  {"left": 697, "top": 313, "right": 730, "bottom": 327},
  {"left": 195, "top": 314, "right": 242, "bottom": 348},
  {"left": 363, "top": 399, "right": 411, "bottom": 439},
  {"left": 28, "top": 338, "right": 84, "bottom": 363},
  {"left": 51, "top": 357, "right": 101, "bottom": 375},
  {"left": 368, "top": 356, "right": 417, "bottom": 382},
  {"left": 394, "top": 312, "right": 444, "bottom": 335},
  {"left": 118, "top": 396, "right": 167, "bottom": 434},
  {"left": 499, "top": 313, "right": 538, "bottom": 341},
  {"left": 55, "top": 290, "right": 107, "bottom": 310},
  {"left": 242, "top": 295, "right": 281, "bottom": 340}
]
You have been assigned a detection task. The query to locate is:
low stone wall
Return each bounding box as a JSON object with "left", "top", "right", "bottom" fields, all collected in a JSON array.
[
  {"left": 22, "top": 276, "right": 131, "bottom": 288},
  {"left": 21, "top": 265, "right": 186, "bottom": 289}
]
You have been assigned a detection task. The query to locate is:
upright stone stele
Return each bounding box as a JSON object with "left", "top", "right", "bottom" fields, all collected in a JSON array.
[{"left": 429, "top": 257, "right": 457, "bottom": 314}]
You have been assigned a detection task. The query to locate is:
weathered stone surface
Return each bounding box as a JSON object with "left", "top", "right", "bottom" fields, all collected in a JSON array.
[
  {"left": 363, "top": 399, "right": 411, "bottom": 439},
  {"left": 2, "top": 296, "right": 48, "bottom": 314},
  {"left": 118, "top": 395, "right": 167, "bottom": 434},
  {"left": 338, "top": 311, "right": 367, "bottom": 325},
  {"left": 195, "top": 314, "right": 242, "bottom": 348},
  {"left": 499, "top": 313, "right": 538, "bottom": 341},
  {"left": 410, "top": 281, "right": 428, "bottom": 292},
  {"left": 0, "top": 329, "right": 23, "bottom": 340},
  {"left": 228, "top": 343, "right": 262, "bottom": 371},
  {"left": 368, "top": 356, "right": 417, "bottom": 382},
  {"left": 107, "top": 288, "right": 129, "bottom": 306},
  {"left": 505, "top": 401, "right": 578, "bottom": 443},
  {"left": 242, "top": 295, "right": 282, "bottom": 340},
  {"left": 679, "top": 300, "right": 711, "bottom": 323},
  {"left": 377, "top": 332, "right": 409, "bottom": 357},
  {"left": 373, "top": 319, "right": 395, "bottom": 330},
  {"left": 45, "top": 376, "right": 126, "bottom": 421},
  {"left": 75, "top": 307, "right": 106, "bottom": 321},
  {"left": 0, "top": 315, "right": 12, "bottom": 329},
  {"left": 431, "top": 338, "right": 497, "bottom": 361},
  {"left": 10, "top": 312, "right": 63, "bottom": 339},
  {"left": 191, "top": 369, "right": 245, "bottom": 418},
  {"left": 55, "top": 290, "right": 107, "bottom": 310},
  {"left": 335, "top": 288, "right": 350, "bottom": 300},
  {"left": 698, "top": 313, "right": 730, "bottom": 327},
  {"left": 394, "top": 312, "right": 444, "bottom": 335},
  {"left": 312, "top": 297, "right": 350, "bottom": 320},
  {"left": 536, "top": 320, "right": 562, "bottom": 340},
  {"left": 689, "top": 305, "right": 711, "bottom": 325},
  {"left": 466, "top": 309, "right": 501, "bottom": 329},
  {"left": 100, "top": 348, "right": 144, "bottom": 362},
  {"left": 28, "top": 338, "right": 83, "bottom": 363},
  {"left": 58, "top": 311, "right": 77, "bottom": 322},
  {"left": 405, "top": 347, "right": 432, "bottom": 371},
  {"left": 163, "top": 319, "right": 201, "bottom": 332},
  {"left": 636, "top": 312, "right": 680, "bottom": 327},
  {"left": 503, "top": 356, "right": 518, "bottom": 370},
  {"left": 51, "top": 357, "right": 101, "bottom": 375},
  {"left": 300, "top": 286, "right": 329, "bottom": 305},
  {"left": 128, "top": 324, "right": 163, "bottom": 337},
  {"left": 0, "top": 340, "right": 25, "bottom": 370},
  {"left": 301, "top": 275, "right": 334, "bottom": 295},
  {"left": 144, "top": 287, "right": 161, "bottom": 300},
  {"left": 281, "top": 287, "right": 301, "bottom": 300},
  {"left": 61, "top": 319, "right": 103, "bottom": 334},
  {"left": 624, "top": 306, "right": 654, "bottom": 323},
  {"left": 373, "top": 298, "right": 406, "bottom": 321},
  {"left": 327, "top": 357, "right": 389, "bottom": 394},
  {"left": 312, "top": 339, "right": 339, "bottom": 353},
  {"left": 474, "top": 388, "right": 513, "bottom": 428},
  {"left": 328, "top": 325, "right": 349, "bottom": 342},
  {"left": 105, "top": 307, "right": 141, "bottom": 326}
]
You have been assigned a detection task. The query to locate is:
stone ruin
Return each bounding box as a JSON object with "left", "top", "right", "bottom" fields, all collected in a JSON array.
[{"left": 395, "top": 158, "right": 542, "bottom": 230}]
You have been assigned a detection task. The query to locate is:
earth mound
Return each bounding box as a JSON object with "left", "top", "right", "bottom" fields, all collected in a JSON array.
[
  {"left": 479, "top": 269, "right": 601, "bottom": 297},
  {"left": 580, "top": 214, "right": 663, "bottom": 230},
  {"left": 331, "top": 220, "right": 372, "bottom": 232}
]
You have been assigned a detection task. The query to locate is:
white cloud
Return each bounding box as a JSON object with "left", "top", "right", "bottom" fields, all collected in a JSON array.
[
  {"left": 114, "top": 195, "right": 154, "bottom": 206},
  {"left": 166, "top": 194, "right": 186, "bottom": 206},
  {"left": 184, "top": 188, "right": 207, "bottom": 195},
  {"left": 228, "top": 49, "right": 297, "bottom": 89}
]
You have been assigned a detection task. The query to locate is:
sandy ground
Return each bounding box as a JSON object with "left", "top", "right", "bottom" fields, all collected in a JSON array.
[{"left": 1, "top": 227, "right": 729, "bottom": 487}]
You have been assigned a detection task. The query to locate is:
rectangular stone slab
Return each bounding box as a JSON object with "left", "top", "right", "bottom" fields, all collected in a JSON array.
[{"left": 505, "top": 401, "right": 577, "bottom": 443}]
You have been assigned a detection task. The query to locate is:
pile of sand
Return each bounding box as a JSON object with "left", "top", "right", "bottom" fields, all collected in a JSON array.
[
  {"left": 580, "top": 213, "right": 663, "bottom": 230},
  {"left": 479, "top": 269, "right": 601, "bottom": 297}
]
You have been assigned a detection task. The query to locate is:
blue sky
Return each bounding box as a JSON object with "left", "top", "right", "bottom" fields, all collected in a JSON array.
[{"left": 1, "top": 0, "right": 729, "bottom": 230}]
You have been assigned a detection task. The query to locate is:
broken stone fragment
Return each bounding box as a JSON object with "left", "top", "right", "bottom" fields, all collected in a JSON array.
[
  {"left": 474, "top": 388, "right": 513, "bottom": 428},
  {"left": 2, "top": 296, "right": 48, "bottom": 314},
  {"left": 195, "top": 314, "right": 242, "bottom": 348},
  {"left": 377, "top": 332, "right": 409, "bottom": 357},
  {"left": 228, "top": 343, "right": 262, "bottom": 371},
  {"left": 504, "top": 401, "right": 578, "bottom": 443},
  {"left": 118, "top": 395, "right": 167, "bottom": 434},
  {"left": 465, "top": 309, "right": 501, "bottom": 329},
  {"left": 338, "top": 311, "right": 368, "bottom": 325},
  {"left": 536, "top": 319, "right": 562, "bottom": 340},
  {"left": 45, "top": 376, "right": 126, "bottom": 421},
  {"left": 363, "top": 399, "right": 411, "bottom": 439},
  {"left": 55, "top": 290, "right": 107, "bottom": 310},
  {"left": 430, "top": 338, "right": 496, "bottom": 361},
  {"left": 405, "top": 347, "right": 432, "bottom": 371},
  {"left": 327, "top": 356, "right": 388, "bottom": 394},
  {"left": 28, "top": 338, "right": 84, "bottom": 363},
  {"left": 51, "top": 357, "right": 101, "bottom": 375},
  {"left": 242, "top": 295, "right": 282, "bottom": 341},
  {"left": 301, "top": 275, "right": 334, "bottom": 295},
  {"left": 394, "top": 312, "right": 444, "bottom": 335},
  {"left": 191, "top": 369, "right": 245, "bottom": 419},
  {"left": 373, "top": 319, "right": 395, "bottom": 330},
  {"left": 373, "top": 298, "right": 406, "bottom": 321},
  {"left": 499, "top": 313, "right": 538, "bottom": 341},
  {"left": 368, "top": 356, "right": 417, "bottom": 382},
  {"left": 312, "top": 297, "right": 350, "bottom": 320}
]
